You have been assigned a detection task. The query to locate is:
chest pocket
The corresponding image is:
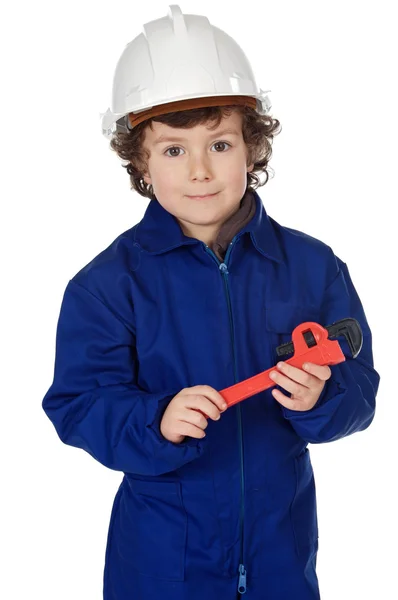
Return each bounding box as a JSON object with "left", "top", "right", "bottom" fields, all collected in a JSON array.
[{"left": 265, "top": 302, "right": 321, "bottom": 363}]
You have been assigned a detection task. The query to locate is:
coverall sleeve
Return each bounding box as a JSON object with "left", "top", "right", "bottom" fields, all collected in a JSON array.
[
  {"left": 280, "top": 254, "right": 380, "bottom": 443},
  {"left": 42, "top": 279, "right": 206, "bottom": 476}
]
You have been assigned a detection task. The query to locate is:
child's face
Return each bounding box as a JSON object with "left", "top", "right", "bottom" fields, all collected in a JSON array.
[{"left": 141, "top": 110, "right": 254, "bottom": 246}]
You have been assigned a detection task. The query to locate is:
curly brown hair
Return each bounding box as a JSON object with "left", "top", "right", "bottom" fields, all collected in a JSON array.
[{"left": 109, "top": 104, "right": 282, "bottom": 201}]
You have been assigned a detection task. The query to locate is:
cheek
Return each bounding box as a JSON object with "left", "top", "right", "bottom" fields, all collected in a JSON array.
[
  {"left": 150, "top": 173, "right": 179, "bottom": 197},
  {"left": 227, "top": 155, "right": 252, "bottom": 182}
]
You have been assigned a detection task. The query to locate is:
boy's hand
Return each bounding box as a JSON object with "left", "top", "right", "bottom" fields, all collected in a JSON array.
[
  {"left": 269, "top": 361, "right": 332, "bottom": 411},
  {"left": 160, "top": 385, "right": 228, "bottom": 444}
]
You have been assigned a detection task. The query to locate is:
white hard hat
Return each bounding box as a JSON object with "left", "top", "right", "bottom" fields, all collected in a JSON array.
[{"left": 100, "top": 4, "right": 272, "bottom": 140}]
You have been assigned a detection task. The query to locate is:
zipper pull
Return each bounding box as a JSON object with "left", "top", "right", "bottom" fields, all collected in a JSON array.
[
  {"left": 219, "top": 263, "right": 229, "bottom": 274},
  {"left": 238, "top": 563, "right": 247, "bottom": 594}
]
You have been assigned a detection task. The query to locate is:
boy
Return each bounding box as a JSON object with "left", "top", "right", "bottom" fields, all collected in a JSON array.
[{"left": 42, "top": 5, "right": 380, "bottom": 600}]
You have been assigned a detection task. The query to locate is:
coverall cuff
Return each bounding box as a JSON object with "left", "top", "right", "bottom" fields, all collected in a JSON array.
[{"left": 146, "top": 393, "right": 177, "bottom": 443}]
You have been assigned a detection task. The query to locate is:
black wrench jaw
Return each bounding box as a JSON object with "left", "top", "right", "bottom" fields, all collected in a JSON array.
[
  {"left": 326, "top": 318, "right": 363, "bottom": 358},
  {"left": 275, "top": 318, "right": 363, "bottom": 359}
]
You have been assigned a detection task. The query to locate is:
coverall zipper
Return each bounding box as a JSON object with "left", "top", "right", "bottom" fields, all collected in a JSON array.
[{"left": 204, "top": 238, "right": 247, "bottom": 595}]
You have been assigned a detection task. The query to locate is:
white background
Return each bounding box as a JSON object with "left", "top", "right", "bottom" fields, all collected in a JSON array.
[{"left": 1, "top": 1, "right": 395, "bottom": 598}]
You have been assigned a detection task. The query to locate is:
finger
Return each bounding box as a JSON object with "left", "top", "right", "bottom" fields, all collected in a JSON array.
[
  {"left": 189, "top": 385, "right": 228, "bottom": 412},
  {"left": 271, "top": 388, "right": 305, "bottom": 411},
  {"left": 269, "top": 369, "right": 308, "bottom": 397},
  {"left": 185, "top": 395, "right": 222, "bottom": 421},
  {"left": 181, "top": 407, "right": 209, "bottom": 429},
  {"left": 274, "top": 361, "right": 313, "bottom": 387},
  {"left": 177, "top": 422, "right": 207, "bottom": 439},
  {"left": 302, "top": 362, "right": 332, "bottom": 380},
  {"left": 203, "top": 385, "right": 228, "bottom": 411}
]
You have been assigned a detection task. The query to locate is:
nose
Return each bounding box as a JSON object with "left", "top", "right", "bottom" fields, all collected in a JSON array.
[{"left": 188, "top": 152, "right": 214, "bottom": 181}]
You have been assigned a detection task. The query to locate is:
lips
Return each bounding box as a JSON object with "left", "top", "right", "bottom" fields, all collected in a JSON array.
[{"left": 187, "top": 192, "right": 218, "bottom": 199}]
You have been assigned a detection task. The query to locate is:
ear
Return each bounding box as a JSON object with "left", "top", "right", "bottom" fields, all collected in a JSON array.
[
  {"left": 247, "top": 163, "right": 255, "bottom": 172},
  {"left": 142, "top": 173, "right": 152, "bottom": 186}
]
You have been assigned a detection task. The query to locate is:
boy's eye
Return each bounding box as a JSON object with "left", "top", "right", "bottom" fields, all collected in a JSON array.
[{"left": 164, "top": 141, "right": 231, "bottom": 157}]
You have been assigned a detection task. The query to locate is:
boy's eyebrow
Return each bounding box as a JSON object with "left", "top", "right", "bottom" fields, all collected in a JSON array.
[{"left": 153, "top": 128, "right": 240, "bottom": 145}]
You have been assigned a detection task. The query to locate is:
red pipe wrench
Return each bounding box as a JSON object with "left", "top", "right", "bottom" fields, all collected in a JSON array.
[{"left": 218, "top": 317, "right": 362, "bottom": 408}]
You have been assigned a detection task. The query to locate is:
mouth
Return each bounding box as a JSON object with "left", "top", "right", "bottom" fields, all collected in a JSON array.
[{"left": 186, "top": 192, "right": 219, "bottom": 200}]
